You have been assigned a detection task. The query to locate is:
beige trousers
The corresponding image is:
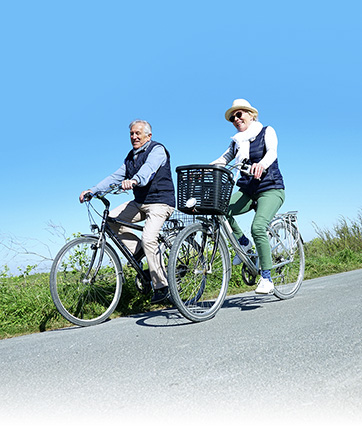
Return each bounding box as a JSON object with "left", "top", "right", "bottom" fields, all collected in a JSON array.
[{"left": 108, "top": 201, "right": 174, "bottom": 290}]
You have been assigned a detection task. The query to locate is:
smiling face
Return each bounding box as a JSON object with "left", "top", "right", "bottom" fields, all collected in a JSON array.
[
  {"left": 130, "top": 122, "right": 152, "bottom": 149},
  {"left": 230, "top": 110, "right": 254, "bottom": 132}
]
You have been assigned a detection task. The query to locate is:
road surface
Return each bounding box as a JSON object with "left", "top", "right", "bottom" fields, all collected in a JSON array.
[{"left": 1, "top": 270, "right": 361, "bottom": 429}]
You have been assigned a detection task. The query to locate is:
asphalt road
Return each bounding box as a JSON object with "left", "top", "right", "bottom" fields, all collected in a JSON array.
[{"left": 1, "top": 270, "right": 361, "bottom": 429}]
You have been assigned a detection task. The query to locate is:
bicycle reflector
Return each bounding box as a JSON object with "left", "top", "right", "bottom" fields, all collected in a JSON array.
[{"left": 185, "top": 197, "right": 197, "bottom": 208}]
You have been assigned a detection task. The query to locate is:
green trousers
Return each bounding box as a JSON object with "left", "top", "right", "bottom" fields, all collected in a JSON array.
[{"left": 227, "top": 188, "right": 285, "bottom": 270}]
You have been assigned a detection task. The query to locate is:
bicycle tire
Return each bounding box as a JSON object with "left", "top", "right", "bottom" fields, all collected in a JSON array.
[
  {"left": 168, "top": 223, "right": 231, "bottom": 322},
  {"left": 268, "top": 220, "right": 305, "bottom": 300},
  {"left": 50, "top": 236, "right": 123, "bottom": 326}
]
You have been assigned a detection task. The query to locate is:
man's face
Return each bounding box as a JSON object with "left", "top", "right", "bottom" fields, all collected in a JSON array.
[{"left": 130, "top": 123, "right": 152, "bottom": 150}]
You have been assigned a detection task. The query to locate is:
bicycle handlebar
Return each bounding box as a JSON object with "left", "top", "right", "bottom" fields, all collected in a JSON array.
[
  {"left": 83, "top": 191, "right": 111, "bottom": 209},
  {"left": 227, "top": 159, "right": 253, "bottom": 177},
  {"left": 227, "top": 159, "right": 265, "bottom": 180},
  {"left": 83, "top": 183, "right": 131, "bottom": 202}
]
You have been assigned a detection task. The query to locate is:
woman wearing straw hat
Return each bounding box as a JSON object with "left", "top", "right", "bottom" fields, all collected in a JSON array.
[{"left": 212, "top": 99, "right": 285, "bottom": 294}]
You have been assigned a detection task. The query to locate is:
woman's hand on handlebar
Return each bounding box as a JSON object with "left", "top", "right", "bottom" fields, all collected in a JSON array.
[
  {"left": 79, "top": 189, "right": 93, "bottom": 203},
  {"left": 250, "top": 162, "right": 265, "bottom": 180}
]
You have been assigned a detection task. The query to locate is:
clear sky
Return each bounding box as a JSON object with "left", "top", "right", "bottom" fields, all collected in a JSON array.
[{"left": 1, "top": 0, "right": 361, "bottom": 273}]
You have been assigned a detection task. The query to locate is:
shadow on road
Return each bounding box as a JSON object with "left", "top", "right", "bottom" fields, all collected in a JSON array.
[
  {"left": 48, "top": 293, "right": 281, "bottom": 332},
  {"left": 133, "top": 292, "right": 280, "bottom": 328},
  {"left": 221, "top": 292, "right": 279, "bottom": 312},
  {"left": 134, "top": 308, "right": 195, "bottom": 328}
]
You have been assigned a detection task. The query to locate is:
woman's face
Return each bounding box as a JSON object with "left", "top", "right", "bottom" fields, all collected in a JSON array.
[{"left": 230, "top": 110, "right": 254, "bottom": 132}]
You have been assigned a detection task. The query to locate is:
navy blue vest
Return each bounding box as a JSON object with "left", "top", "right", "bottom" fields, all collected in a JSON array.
[
  {"left": 125, "top": 140, "right": 175, "bottom": 207},
  {"left": 236, "top": 127, "right": 285, "bottom": 196}
]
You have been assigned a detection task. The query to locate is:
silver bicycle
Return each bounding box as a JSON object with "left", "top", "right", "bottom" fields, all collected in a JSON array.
[{"left": 167, "top": 164, "right": 305, "bottom": 322}]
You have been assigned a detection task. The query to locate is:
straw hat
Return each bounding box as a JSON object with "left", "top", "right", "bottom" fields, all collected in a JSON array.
[{"left": 225, "top": 99, "right": 258, "bottom": 122}]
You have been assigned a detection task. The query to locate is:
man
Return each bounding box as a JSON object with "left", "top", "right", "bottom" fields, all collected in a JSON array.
[{"left": 79, "top": 120, "right": 175, "bottom": 303}]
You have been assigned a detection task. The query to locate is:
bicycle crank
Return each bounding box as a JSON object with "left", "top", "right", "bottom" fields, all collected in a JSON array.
[{"left": 241, "top": 263, "right": 257, "bottom": 286}]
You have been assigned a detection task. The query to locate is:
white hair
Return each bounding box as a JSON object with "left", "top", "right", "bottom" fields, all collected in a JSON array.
[{"left": 129, "top": 119, "right": 152, "bottom": 135}]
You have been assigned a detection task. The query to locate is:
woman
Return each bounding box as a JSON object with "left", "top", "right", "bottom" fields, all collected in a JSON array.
[{"left": 212, "top": 99, "right": 285, "bottom": 294}]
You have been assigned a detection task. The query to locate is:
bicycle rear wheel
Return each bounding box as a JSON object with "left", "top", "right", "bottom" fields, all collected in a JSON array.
[
  {"left": 50, "top": 236, "right": 122, "bottom": 326},
  {"left": 168, "top": 223, "right": 231, "bottom": 322},
  {"left": 268, "top": 220, "right": 305, "bottom": 299}
]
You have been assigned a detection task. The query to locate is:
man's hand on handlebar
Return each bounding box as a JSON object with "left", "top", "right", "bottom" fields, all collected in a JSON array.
[
  {"left": 79, "top": 189, "right": 93, "bottom": 203},
  {"left": 79, "top": 179, "right": 137, "bottom": 203},
  {"left": 121, "top": 179, "right": 138, "bottom": 190}
]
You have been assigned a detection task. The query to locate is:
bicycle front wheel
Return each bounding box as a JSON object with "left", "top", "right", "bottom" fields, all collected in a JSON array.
[
  {"left": 168, "top": 223, "right": 231, "bottom": 322},
  {"left": 268, "top": 220, "right": 305, "bottom": 300},
  {"left": 50, "top": 236, "right": 122, "bottom": 326}
]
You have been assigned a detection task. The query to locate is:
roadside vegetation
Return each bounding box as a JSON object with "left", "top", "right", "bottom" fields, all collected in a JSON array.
[{"left": 1, "top": 211, "right": 362, "bottom": 339}]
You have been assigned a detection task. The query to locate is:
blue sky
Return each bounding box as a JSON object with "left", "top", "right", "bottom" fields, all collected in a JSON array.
[{"left": 1, "top": 0, "right": 361, "bottom": 272}]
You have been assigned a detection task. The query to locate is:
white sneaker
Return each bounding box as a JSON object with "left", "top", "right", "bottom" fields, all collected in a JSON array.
[
  {"left": 233, "top": 239, "right": 252, "bottom": 265},
  {"left": 255, "top": 277, "right": 274, "bottom": 294}
]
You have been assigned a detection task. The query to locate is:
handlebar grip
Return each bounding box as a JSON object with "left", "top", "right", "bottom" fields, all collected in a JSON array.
[{"left": 83, "top": 192, "right": 93, "bottom": 201}]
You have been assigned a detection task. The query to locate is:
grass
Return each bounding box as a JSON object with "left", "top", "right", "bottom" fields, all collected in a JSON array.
[
  {"left": 0, "top": 265, "right": 161, "bottom": 339},
  {"left": 304, "top": 211, "right": 362, "bottom": 278},
  {"left": 1, "top": 210, "right": 362, "bottom": 339}
]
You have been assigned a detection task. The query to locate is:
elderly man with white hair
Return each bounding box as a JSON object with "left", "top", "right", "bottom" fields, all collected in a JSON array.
[{"left": 80, "top": 119, "right": 175, "bottom": 304}]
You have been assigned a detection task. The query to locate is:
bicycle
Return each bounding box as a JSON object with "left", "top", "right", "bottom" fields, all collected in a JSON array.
[
  {"left": 167, "top": 163, "right": 305, "bottom": 322},
  {"left": 49, "top": 186, "right": 193, "bottom": 327}
]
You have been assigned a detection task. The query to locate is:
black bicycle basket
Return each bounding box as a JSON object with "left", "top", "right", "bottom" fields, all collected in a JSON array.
[{"left": 176, "top": 164, "right": 234, "bottom": 215}]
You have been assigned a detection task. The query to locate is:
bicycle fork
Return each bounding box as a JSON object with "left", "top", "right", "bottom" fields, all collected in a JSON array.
[
  {"left": 82, "top": 234, "right": 107, "bottom": 284},
  {"left": 201, "top": 221, "right": 220, "bottom": 274},
  {"left": 82, "top": 206, "right": 111, "bottom": 283}
]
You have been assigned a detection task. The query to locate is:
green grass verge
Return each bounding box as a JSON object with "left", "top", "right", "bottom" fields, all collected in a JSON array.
[{"left": 1, "top": 211, "right": 362, "bottom": 339}]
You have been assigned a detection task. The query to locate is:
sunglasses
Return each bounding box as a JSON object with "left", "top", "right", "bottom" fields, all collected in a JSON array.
[{"left": 229, "top": 111, "right": 246, "bottom": 122}]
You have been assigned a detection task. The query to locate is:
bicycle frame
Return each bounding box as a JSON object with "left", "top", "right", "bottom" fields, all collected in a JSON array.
[
  {"left": 216, "top": 215, "right": 259, "bottom": 277},
  {"left": 167, "top": 162, "right": 305, "bottom": 322},
  {"left": 84, "top": 192, "right": 185, "bottom": 292},
  {"left": 104, "top": 223, "right": 152, "bottom": 288},
  {"left": 197, "top": 212, "right": 300, "bottom": 278},
  {"left": 84, "top": 193, "right": 152, "bottom": 290}
]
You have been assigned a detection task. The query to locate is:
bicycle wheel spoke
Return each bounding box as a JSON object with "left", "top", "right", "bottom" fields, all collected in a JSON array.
[
  {"left": 168, "top": 223, "right": 230, "bottom": 322},
  {"left": 269, "top": 220, "right": 305, "bottom": 299},
  {"left": 50, "top": 237, "right": 122, "bottom": 326}
]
